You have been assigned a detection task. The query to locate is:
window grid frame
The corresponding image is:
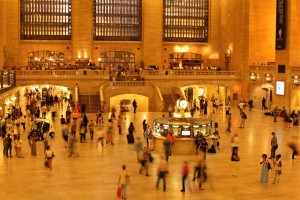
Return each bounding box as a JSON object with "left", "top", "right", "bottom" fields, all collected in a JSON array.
[
  {"left": 93, "top": 0, "right": 142, "bottom": 41},
  {"left": 163, "top": 0, "right": 209, "bottom": 42},
  {"left": 20, "top": 0, "right": 72, "bottom": 40}
]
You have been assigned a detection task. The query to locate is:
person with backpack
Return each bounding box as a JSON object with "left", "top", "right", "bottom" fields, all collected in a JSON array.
[{"left": 239, "top": 111, "right": 247, "bottom": 128}]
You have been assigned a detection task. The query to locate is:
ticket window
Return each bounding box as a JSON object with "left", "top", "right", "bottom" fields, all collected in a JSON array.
[
  {"left": 192, "top": 125, "right": 200, "bottom": 137},
  {"left": 162, "top": 125, "right": 170, "bottom": 137},
  {"left": 172, "top": 125, "right": 180, "bottom": 137},
  {"left": 181, "top": 126, "right": 191, "bottom": 138}
]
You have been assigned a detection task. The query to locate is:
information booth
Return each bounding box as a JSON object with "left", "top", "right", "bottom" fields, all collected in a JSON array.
[{"left": 153, "top": 117, "right": 211, "bottom": 155}]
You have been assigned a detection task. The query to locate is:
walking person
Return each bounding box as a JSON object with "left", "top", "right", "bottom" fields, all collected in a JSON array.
[
  {"left": 117, "top": 116, "right": 122, "bottom": 135},
  {"left": 61, "top": 124, "right": 70, "bottom": 147},
  {"left": 194, "top": 131, "right": 203, "bottom": 155},
  {"left": 118, "top": 164, "right": 130, "bottom": 200},
  {"left": 16, "top": 135, "right": 23, "bottom": 158},
  {"left": 262, "top": 97, "right": 267, "bottom": 110},
  {"left": 68, "top": 132, "right": 78, "bottom": 157},
  {"left": 88, "top": 119, "right": 95, "bottom": 140},
  {"left": 4, "top": 134, "right": 12, "bottom": 158},
  {"left": 163, "top": 138, "right": 171, "bottom": 161},
  {"left": 44, "top": 145, "right": 55, "bottom": 170},
  {"left": 260, "top": 154, "right": 270, "bottom": 183},
  {"left": 231, "top": 148, "right": 240, "bottom": 177},
  {"left": 239, "top": 111, "right": 247, "bottom": 128},
  {"left": 135, "top": 137, "right": 143, "bottom": 161},
  {"left": 139, "top": 147, "right": 150, "bottom": 176},
  {"left": 273, "top": 106, "right": 279, "bottom": 122},
  {"left": 180, "top": 161, "right": 191, "bottom": 192},
  {"left": 156, "top": 156, "right": 168, "bottom": 192},
  {"left": 270, "top": 132, "right": 278, "bottom": 159},
  {"left": 132, "top": 99, "right": 137, "bottom": 113},
  {"left": 226, "top": 113, "right": 232, "bottom": 132},
  {"left": 199, "top": 138, "right": 208, "bottom": 160},
  {"left": 29, "top": 133, "right": 37, "bottom": 156},
  {"left": 273, "top": 154, "right": 282, "bottom": 184},
  {"left": 79, "top": 123, "right": 87, "bottom": 143},
  {"left": 231, "top": 133, "right": 239, "bottom": 152}
]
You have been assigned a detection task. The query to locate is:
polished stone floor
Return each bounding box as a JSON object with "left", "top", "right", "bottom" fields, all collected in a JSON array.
[{"left": 0, "top": 100, "right": 300, "bottom": 200}]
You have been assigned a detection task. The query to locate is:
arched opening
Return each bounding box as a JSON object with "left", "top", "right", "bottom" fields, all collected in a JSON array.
[{"left": 110, "top": 94, "right": 149, "bottom": 112}]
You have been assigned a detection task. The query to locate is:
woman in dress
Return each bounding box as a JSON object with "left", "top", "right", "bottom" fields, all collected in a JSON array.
[
  {"left": 118, "top": 164, "right": 130, "bottom": 200},
  {"left": 273, "top": 154, "right": 282, "bottom": 184},
  {"left": 260, "top": 154, "right": 269, "bottom": 183},
  {"left": 45, "top": 145, "right": 55, "bottom": 170}
]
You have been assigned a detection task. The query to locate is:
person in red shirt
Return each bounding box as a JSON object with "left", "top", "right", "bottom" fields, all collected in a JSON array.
[{"left": 181, "top": 161, "right": 190, "bottom": 192}]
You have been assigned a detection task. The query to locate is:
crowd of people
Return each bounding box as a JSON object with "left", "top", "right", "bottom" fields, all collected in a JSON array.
[{"left": 1, "top": 91, "right": 299, "bottom": 199}]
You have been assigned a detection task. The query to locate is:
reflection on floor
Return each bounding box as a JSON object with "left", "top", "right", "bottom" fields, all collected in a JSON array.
[{"left": 0, "top": 99, "right": 300, "bottom": 200}]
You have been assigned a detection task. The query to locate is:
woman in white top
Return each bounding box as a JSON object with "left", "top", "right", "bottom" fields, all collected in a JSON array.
[
  {"left": 118, "top": 164, "right": 130, "bottom": 200},
  {"left": 273, "top": 154, "right": 282, "bottom": 184}
]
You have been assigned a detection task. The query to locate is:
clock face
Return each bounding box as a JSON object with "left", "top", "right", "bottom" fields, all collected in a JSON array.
[{"left": 179, "top": 100, "right": 188, "bottom": 108}]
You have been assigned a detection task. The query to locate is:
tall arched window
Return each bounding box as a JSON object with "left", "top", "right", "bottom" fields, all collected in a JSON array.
[
  {"left": 20, "top": 0, "right": 72, "bottom": 40},
  {"left": 93, "top": 0, "right": 142, "bottom": 41},
  {"left": 163, "top": 0, "right": 209, "bottom": 42}
]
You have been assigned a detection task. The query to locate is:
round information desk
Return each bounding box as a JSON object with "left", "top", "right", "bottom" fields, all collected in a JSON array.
[{"left": 153, "top": 117, "right": 211, "bottom": 155}]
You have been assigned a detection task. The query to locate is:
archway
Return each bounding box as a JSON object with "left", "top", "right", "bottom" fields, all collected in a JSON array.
[{"left": 110, "top": 94, "right": 149, "bottom": 112}]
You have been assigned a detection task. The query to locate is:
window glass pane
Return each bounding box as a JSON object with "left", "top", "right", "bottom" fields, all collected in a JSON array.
[
  {"left": 163, "top": 0, "right": 209, "bottom": 42},
  {"left": 93, "top": 0, "right": 142, "bottom": 41},
  {"left": 20, "top": 0, "right": 72, "bottom": 40}
]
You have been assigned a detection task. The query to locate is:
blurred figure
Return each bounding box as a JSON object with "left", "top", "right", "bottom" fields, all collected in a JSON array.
[
  {"left": 180, "top": 161, "right": 191, "bottom": 192},
  {"left": 231, "top": 148, "right": 240, "bottom": 177},
  {"left": 79, "top": 123, "right": 87, "bottom": 143},
  {"left": 142, "top": 119, "right": 147, "bottom": 138},
  {"left": 231, "top": 133, "right": 239, "bottom": 152},
  {"left": 139, "top": 147, "right": 150, "bottom": 176},
  {"left": 106, "top": 123, "right": 114, "bottom": 145},
  {"left": 260, "top": 154, "right": 270, "bottom": 183},
  {"left": 163, "top": 138, "right": 171, "bottom": 161},
  {"left": 156, "top": 156, "right": 168, "bottom": 192},
  {"left": 273, "top": 154, "right": 282, "bottom": 184},
  {"left": 168, "top": 104, "right": 173, "bottom": 117},
  {"left": 88, "top": 119, "right": 95, "bottom": 140},
  {"left": 194, "top": 131, "right": 203, "bottom": 155},
  {"left": 117, "top": 116, "right": 123, "bottom": 135},
  {"left": 135, "top": 137, "right": 143, "bottom": 161},
  {"left": 145, "top": 125, "right": 154, "bottom": 150},
  {"left": 16, "top": 135, "right": 23, "bottom": 158},
  {"left": 118, "top": 164, "right": 130, "bottom": 200},
  {"left": 61, "top": 124, "right": 70, "bottom": 147},
  {"left": 288, "top": 137, "right": 298, "bottom": 159},
  {"left": 44, "top": 145, "right": 55, "bottom": 170},
  {"left": 226, "top": 113, "right": 232, "bottom": 132},
  {"left": 68, "top": 132, "right": 78, "bottom": 157}
]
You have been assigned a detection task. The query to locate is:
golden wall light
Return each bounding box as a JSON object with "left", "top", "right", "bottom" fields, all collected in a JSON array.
[
  {"left": 265, "top": 74, "right": 273, "bottom": 82},
  {"left": 292, "top": 76, "right": 300, "bottom": 85},
  {"left": 249, "top": 73, "right": 257, "bottom": 81}
]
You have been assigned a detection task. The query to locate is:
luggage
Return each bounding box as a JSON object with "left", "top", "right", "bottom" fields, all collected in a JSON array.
[
  {"left": 126, "top": 134, "right": 135, "bottom": 144},
  {"left": 264, "top": 112, "right": 272, "bottom": 116},
  {"left": 214, "top": 122, "right": 218, "bottom": 128}
]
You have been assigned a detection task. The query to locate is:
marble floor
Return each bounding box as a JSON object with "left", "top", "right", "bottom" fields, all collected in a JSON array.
[{"left": 0, "top": 100, "right": 300, "bottom": 200}]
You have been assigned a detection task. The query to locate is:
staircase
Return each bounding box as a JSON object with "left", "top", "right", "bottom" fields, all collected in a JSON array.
[
  {"left": 78, "top": 95, "right": 101, "bottom": 113},
  {"left": 162, "top": 93, "right": 181, "bottom": 111}
]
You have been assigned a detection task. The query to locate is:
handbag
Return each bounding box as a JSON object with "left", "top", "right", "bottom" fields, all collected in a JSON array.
[{"left": 117, "top": 186, "right": 121, "bottom": 197}]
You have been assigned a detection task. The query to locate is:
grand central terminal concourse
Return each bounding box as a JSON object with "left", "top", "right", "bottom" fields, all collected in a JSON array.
[{"left": 1, "top": 0, "right": 300, "bottom": 199}]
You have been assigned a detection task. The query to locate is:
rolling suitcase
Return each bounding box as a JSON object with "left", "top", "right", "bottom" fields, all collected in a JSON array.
[{"left": 126, "top": 134, "right": 135, "bottom": 144}]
